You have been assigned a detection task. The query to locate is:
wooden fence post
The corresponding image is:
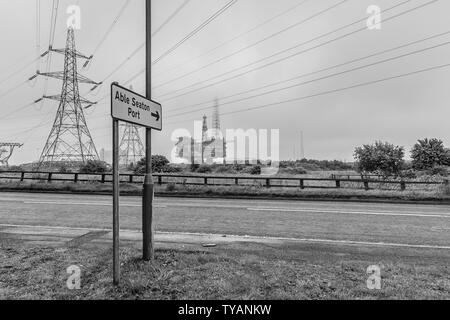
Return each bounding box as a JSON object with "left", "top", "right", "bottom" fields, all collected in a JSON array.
[
  {"left": 129, "top": 174, "right": 133, "bottom": 183},
  {"left": 300, "top": 179, "right": 304, "bottom": 190},
  {"left": 47, "top": 172, "right": 53, "bottom": 182},
  {"left": 335, "top": 180, "right": 341, "bottom": 188},
  {"left": 158, "top": 175, "right": 162, "bottom": 185},
  {"left": 101, "top": 174, "right": 106, "bottom": 183},
  {"left": 400, "top": 181, "right": 406, "bottom": 191},
  {"left": 364, "top": 181, "right": 369, "bottom": 191},
  {"left": 266, "top": 178, "right": 271, "bottom": 188},
  {"left": 204, "top": 177, "right": 208, "bottom": 185},
  {"left": 20, "top": 172, "right": 25, "bottom": 182},
  {"left": 74, "top": 173, "right": 79, "bottom": 183}
]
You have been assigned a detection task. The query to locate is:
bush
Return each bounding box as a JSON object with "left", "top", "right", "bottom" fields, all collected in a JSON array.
[
  {"left": 196, "top": 164, "right": 212, "bottom": 173},
  {"left": 161, "top": 164, "right": 183, "bottom": 173},
  {"left": 214, "top": 165, "right": 235, "bottom": 174},
  {"left": 79, "top": 160, "right": 109, "bottom": 174},
  {"left": 411, "top": 138, "right": 450, "bottom": 170},
  {"left": 242, "top": 165, "right": 261, "bottom": 175},
  {"left": 190, "top": 163, "right": 200, "bottom": 172},
  {"left": 2, "top": 165, "right": 22, "bottom": 172},
  {"left": 58, "top": 163, "right": 70, "bottom": 173},
  {"left": 354, "top": 141, "right": 405, "bottom": 177},
  {"left": 281, "top": 166, "right": 308, "bottom": 175},
  {"left": 166, "top": 183, "right": 176, "bottom": 192},
  {"left": 280, "top": 159, "right": 353, "bottom": 171},
  {"left": 134, "top": 155, "right": 170, "bottom": 173},
  {"left": 426, "top": 165, "right": 449, "bottom": 177},
  {"left": 401, "top": 169, "right": 417, "bottom": 179}
]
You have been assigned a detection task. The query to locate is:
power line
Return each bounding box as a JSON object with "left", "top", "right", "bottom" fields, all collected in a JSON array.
[
  {"left": 85, "top": 68, "right": 145, "bottom": 110},
  {"left": 83, "top": 0, "right": 132, "bottom": 68},
  {"left": 152, "top": 0, "right": 192, "bottom": 37},
  {"left": 0, "top": 80, "right": 29, "bottom": 101},
  {"left": 89, "top": 43, "right": 145, "bottom": 92},
  {"left": 0, "top": 57, "right": 40, "bottom": 87},
  {"left": 166, "top": 29, "right": 450, "bottom": 115},
  {"left": 156, "top": 0, "right": 433, "bottom": 101},
  {"left": 152, "top": 0, "right": 347, "bottom": 90},
  {"left": 36, "top": 0, "right": 41, "bottom": 73},
  {"left": 1, "top": 101, "right": 36, "bottom": 120},
  {"left": 165, "top": 39, "right": 450, "bottom": 118},
  {"left": 164, "top": 62, "right": 450, "bottom": 125},
  {"left": 40, "top": 0, "right": 60, "bottom": 110},
  {"left": 152, "top": 0, "right": 239, "bottom": 65},
  {"left": 152, "top": 0, "right": 310, "bottom": 79},
  {"left": 86, "top": 0, "right": 192, "bottom": 92}
]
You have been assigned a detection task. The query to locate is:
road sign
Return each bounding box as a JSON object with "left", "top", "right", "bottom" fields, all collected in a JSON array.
[
  {"left": 111, "top": 83, "right": 162, "bottom": 131},
  {"left": 110, "top": 80, "right": 162, "bottom": 285}
]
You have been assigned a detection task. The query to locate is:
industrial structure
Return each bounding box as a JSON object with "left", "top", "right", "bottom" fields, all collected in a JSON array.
[
  {"left": 32, "top": 27, "right": 99, "bottom": 168},
  {"left": 175, "top": 99, "right": 226, "bottom": 164},
  {"left": 0, "top": 143, "right": 23, "bottom": 167}
]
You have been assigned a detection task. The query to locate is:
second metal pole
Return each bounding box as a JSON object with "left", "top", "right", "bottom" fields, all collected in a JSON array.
[{"left": 143, "top": 0, "right": 154, "bottom": 261}]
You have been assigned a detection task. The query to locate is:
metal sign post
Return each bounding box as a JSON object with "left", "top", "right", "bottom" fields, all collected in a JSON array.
[
  {"left": 110, "top": 80, "right": 162, "bottom": 283},
  {"left": 112, "top": 117, "right": 120, "bottom": 285}
]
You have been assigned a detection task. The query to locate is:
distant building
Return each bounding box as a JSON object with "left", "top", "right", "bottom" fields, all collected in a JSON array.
[
  {"left": 175, "top": 114, "right": 226, "bottom": 165},
  {"left": 99, "top": 148, "right": 112, "bottom": 164}
]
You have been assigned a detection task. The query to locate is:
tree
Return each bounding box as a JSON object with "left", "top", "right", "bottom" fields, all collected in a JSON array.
[
  {"left": 134, "top": 155, "right": 170, "bottom": 173},
  {"left": 354, "top": 141, "right": 405, "bottom": 176},
  {"left": 410, "top": 138, "right": 450, "bottom": 170}
]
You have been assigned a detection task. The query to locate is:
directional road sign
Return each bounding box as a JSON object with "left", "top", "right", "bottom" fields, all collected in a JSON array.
[{"left": 111, "top": 83, "right": 162, "bottom": 131}]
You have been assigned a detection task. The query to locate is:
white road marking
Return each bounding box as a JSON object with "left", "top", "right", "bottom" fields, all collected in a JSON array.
[
  {"left": 1, "top": 223, "right": 449, "bottom": 250},
  {"left": 2, "top": 193, "right": 450, "bottom": 212},
  {"left": 22, "top": 200, "right": 167, "bottom": 208},
  {"left": 247, "top": 207, "right": 450, "bottom": 218}
]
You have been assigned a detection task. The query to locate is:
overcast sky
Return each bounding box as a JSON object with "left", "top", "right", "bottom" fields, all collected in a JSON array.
[{"left": 1, "top": 0, "right": 450, "bottom": 165}]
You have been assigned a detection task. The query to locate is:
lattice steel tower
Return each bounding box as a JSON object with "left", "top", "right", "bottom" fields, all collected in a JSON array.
[
  {"left": 212, "top": 98, "right": 220, "bottom": 134},
  {"left": 0, "top": 143, "right": 23, "bottom": 167},
  {"left": 119, "top": 123, "right": 145, "bottom": 167},
  {"left": 118, "top": 85, "right": 145, "bottom": 167},
  {"left": 35, "top": 27, "right": 99, "bottom": 166}
]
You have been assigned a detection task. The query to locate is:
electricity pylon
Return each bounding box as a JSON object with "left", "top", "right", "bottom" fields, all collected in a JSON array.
[
  {"left": 0, "top": 143, "right": 23, "bottom": 167},
  {"left": 119, "top": 123, "right": 145, "bottom": 168},
  {"left": 33, "top": 27, "right": 99, "bottom": 167}
]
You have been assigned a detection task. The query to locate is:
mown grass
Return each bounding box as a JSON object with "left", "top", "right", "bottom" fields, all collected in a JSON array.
[{"left": 1, "top": 240, "right": 449, "bottom": 300}]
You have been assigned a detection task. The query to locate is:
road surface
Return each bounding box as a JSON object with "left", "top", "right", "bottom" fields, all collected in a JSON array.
[{"left": 0, "top": 192, "right": 449, "bottom": 252}]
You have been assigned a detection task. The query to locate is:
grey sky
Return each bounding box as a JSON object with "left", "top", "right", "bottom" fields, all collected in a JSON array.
[{"left": 1, "top": 0, "right": 450, "bottom": 165}]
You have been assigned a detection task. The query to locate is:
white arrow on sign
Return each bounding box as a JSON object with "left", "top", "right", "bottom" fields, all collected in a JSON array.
[{"left": 111, "top": 83, "right": 162, "bottom": 131}]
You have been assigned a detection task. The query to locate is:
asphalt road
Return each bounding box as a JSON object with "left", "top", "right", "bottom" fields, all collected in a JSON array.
[{"left": 0, "top": 192, "right": 449, "bottom": 250}]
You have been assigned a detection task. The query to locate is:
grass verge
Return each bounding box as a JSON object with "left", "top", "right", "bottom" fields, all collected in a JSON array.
[
  {"left": 0, "top": 240, "right": 449, "bottom": 300},
  {"left": 0, "top": 181, "right": 449, "bottom": 203}
]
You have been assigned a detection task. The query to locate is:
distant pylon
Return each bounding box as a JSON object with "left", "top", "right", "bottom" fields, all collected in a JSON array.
[
  {"left": 212, "top": 98, "right": 220, "bottom": 134},
  {"left": 36, "top": 27, "right": 99, "bottom": 166},
  {"left": 300, "top": 131, "right": 305, "bottom": 159},
  {"left": 0, "top": 143, "right": 23, "bottom": 167},
  {"left": 119, "top": 85, "right": 145, "bottom": 167}
]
